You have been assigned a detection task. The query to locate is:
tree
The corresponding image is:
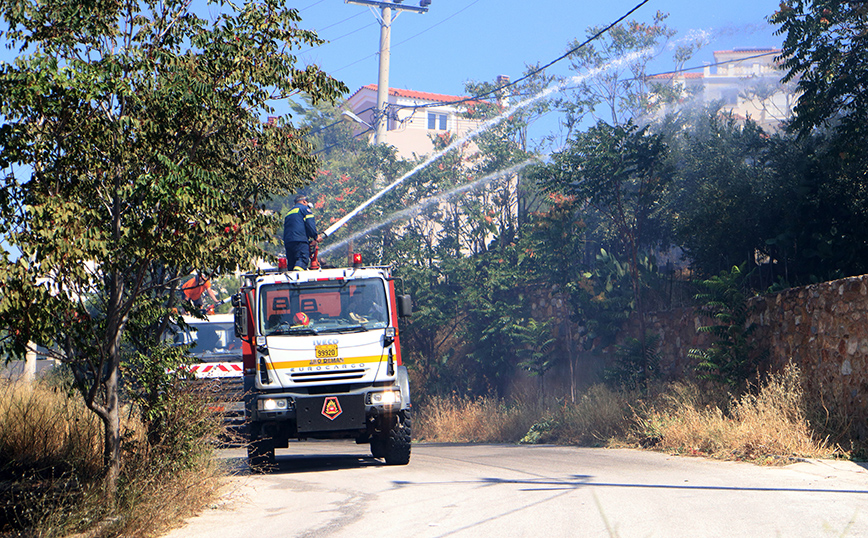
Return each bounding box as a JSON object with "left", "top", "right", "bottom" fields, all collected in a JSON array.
[
  {"left": 688, "top": 264, "right": 764, "bottom": 390},
  {"left": 534, "top": 121, "right": 672, "bottom": 386},
  {"left": 558, "top": 11, "right": 701, "bottom": 131},
  {"left": 0, "top": 0, "right": 346, "bottom": 496},
  {"left": 513, "top": 318, "right": 557, "bottom": 403},
  {"left": 772, "top": 0, "right": 868, "bottom": 137},
  {"left": 665, "top": 112, "right": 778, "bottom": 278}
]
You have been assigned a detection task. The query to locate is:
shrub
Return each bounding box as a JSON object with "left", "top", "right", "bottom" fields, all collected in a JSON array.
[
  {"left": 0, "top": 370, "right": 226, "bottom": 537},
  {"left": 631, "top": 364, "right": 837, "bottom": 463}
]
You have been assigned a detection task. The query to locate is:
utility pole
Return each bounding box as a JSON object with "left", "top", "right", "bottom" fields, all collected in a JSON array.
[{"left": 345, "top": 0, "right": 431, "bottom": 144}]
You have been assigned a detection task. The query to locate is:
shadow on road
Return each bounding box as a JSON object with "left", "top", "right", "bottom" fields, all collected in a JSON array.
[
  {"left": 227, "top": 450, "right": 385, "bottom": 475},
  {"left": 391, "top": 473, "right": 868, "bottom": 495}
]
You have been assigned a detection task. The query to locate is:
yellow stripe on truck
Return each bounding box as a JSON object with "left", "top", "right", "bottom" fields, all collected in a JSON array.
[{"left": 268, "top": 355, "right": 383, "bottom": 370}]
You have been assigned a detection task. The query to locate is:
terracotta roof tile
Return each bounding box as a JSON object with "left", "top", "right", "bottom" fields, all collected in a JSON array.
[{"left": 347, "top": 84, "right": 471, "bottom": 105}]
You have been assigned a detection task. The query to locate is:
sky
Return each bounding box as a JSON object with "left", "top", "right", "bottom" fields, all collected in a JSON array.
[
  {"left": 276, "top": 0, "right": 785, "bottom": 138},
  {"left": 0, "top": 0, "right": 786, "bottom": 143}
]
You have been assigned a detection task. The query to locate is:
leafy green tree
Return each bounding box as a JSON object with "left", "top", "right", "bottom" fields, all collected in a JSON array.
[
  {"left": 513, "top": 318, "right": 557, "bottom": 402},
  {"left": 0, "top": 0, "right": 345, "bottom": 495},
  {"left": 457, "top": 245, "right": 530, "bottom": 397},
  {"left": 772, "top": 0, "right": 868, "bottom": 137},
  {"left": 534, "top": 121, "right": 672, "bottom": 386},
  {"left": 605, "top": 331, "right": 661, "bottom": 391},
  {"left": 558, "top": 11, "right": 701, "bottom": 130},
  {"left": 519, "top": 194, "right": 588, "bottom": 400},
  {"left": 688, "top": 264, "right": 764, "bottom": 390},
  {"left": 665, "top": 112, "right": 778, "bottom": 277}
]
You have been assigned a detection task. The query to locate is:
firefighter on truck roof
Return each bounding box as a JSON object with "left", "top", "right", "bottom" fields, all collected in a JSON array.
[{"left": 283, "top": 194, "right": 323, "bottom": 271}]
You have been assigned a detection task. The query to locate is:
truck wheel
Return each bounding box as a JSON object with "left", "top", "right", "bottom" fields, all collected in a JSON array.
[
  {"left": 247, "top": 439, "right": 275, "bottom": 470},
  {"left": 383, "top": 410, "right": 412, "bottom": 466}
]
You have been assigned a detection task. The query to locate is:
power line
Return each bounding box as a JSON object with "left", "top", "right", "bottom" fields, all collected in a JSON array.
[
  {"left": 327, "top": 0, "right": 481, "bottom": 76},
  {"left": 645, "top": 50, "right": 780, "bottom": 79},
  {"left": 299, "top": 0, "right": 327, "bottom": 12},
  {"left": 393, "top": 0, "right": 652, "bottom": 112},
  {"left": 390, "top": 0, "right": 480, "bottom": 49}
]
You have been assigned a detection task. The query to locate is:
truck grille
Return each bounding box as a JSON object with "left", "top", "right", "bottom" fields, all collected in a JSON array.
[{"left": 290, "top": 368, "right": 367, "bottom": 383}]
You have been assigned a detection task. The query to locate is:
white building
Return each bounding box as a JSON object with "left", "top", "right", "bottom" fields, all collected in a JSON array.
[{"left": 650, "top": 48, "right": 797, "bottom": 130}]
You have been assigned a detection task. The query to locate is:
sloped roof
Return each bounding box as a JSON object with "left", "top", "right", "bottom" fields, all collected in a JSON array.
[
  {"left": 347, "top": 84, "right": 471, "bottom": 105},
  {"left": 714, "top": 48, "right": 781, "bottom": 55},
  {"left": 648, "top": 72, "right": 705, "bottom": 80}
]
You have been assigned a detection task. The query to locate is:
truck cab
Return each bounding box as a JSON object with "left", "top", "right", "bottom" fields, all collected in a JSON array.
[{"left": 233, "top": 259, "right": 412, "bottom": 467}]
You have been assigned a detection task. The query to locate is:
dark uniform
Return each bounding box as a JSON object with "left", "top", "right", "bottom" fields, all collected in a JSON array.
[{"left": 283, "top": 201, "right": 319, "bottom": 270}]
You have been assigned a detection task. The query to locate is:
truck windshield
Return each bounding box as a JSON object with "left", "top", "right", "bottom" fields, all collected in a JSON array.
[
  {"left": 259, "top": 278, "right": 388, "bottom": 336},
  {"left": 170, "top": 320, "right": 242, "bottom": 361}
]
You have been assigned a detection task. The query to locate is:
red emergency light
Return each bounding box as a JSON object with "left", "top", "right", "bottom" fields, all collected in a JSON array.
[
  {"left": 352, "top": 253, "right": 363, "bottom": 268},
  {"left": 278, "top": 257, "right": 287, "bottom": 271}
]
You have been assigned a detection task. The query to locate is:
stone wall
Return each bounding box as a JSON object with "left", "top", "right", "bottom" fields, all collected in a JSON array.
[
  {"left": 751, "top": 275, "right": 868, "bottom": 441},
  {"left": 630, "top": 275, "right": 868, "bottom": 442}
]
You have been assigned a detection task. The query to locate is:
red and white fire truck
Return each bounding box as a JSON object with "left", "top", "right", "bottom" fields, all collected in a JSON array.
[{"left": 231, "top": 254, "right": 413, "bottom": 467}]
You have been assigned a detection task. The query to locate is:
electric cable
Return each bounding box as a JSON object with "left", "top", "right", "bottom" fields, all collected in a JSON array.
[
  {"left": 391, "top": 0, "right": 652, "bottom": 112},
  {"left": 326, "top": 0, "right": 481, "bottom": 76},
  {"left": 299, "top": 0, "right": 327, "bottom": 12}
]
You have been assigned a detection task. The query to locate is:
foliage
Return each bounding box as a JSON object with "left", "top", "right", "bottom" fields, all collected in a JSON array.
[
  {"left": 664, "top": 112, "right": 778, "bottom": 278},
  {"left": 605, "top": 331, "right": 661, "bottom": 391},
  {"left": 771, "top": 0, "right": 868, "bottom": 137},
  {"left": 513, "top": 318, "right": 558, "bottom": 389},
  {"left": 535, "top": 121, "right": 672, "bottom": 269},
  {"left": 558, "top": 11, "right": 702, "bottom": 130},
  {"left": 0, "top": 0, "right": 346, "bottom": 495},
  {"left": 0, "top": 375, "right": 224, "bottom": 537},
  {"left": 688, "top": 264, "right": 764, "bottom": 389}
]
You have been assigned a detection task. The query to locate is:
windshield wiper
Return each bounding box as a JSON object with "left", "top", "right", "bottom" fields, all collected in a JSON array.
[
  {"left": 325, "top": 325, "right": 366, "bottom": 333},
  {"left": 269, "top": 326, "right": 319, "bottom": 336}
]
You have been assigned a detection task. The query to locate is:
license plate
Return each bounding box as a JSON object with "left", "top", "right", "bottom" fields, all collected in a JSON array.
[{"left": 315, "top": 344, "right": 338, "bottom": 359}]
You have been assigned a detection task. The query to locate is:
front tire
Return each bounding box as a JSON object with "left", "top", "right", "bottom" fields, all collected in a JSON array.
[{"left": 381, "top": 410, "right": 411, "bottom": 465}]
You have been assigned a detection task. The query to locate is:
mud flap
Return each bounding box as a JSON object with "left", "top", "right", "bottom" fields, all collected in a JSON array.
[{"left": 296, "top": 394, "right": 366, "bottom": 433}]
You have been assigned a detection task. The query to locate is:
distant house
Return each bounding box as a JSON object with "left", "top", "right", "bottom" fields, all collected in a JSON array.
[
  {"left": 345, "top": 84, "right": 488, "bottom": 160},
  {"left": 649, "top": 48, "right": 797, "bottom": 130}
]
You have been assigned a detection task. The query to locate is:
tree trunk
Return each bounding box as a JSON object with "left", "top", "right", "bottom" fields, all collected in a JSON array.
[{"left": 102, "top": 370, "right": 121, "bottom": 502}]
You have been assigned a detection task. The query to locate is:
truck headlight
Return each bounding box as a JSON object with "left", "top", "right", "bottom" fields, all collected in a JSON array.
[
  {"left": 369, "top": 391, "right": 401, "bottom": 405},
  {"left": 258, "top": 398, "right": 288, "bottom": 411}
]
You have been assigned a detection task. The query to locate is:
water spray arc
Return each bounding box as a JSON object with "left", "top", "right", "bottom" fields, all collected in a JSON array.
[
  {"left": 319, "top": 158, "right": 540, "bottom": 257},
  {"left": 320, "top": 47, "right": 654, "bottom": 243}
]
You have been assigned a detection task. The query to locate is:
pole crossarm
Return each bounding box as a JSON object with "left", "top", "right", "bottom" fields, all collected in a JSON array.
[{"left": 345, "top": 0, "right": 429, "bottom": 14}]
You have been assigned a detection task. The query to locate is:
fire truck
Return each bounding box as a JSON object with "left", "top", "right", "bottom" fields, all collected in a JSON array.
[{"left": 231, "top": 254, "right": 413, "bottom": 467}]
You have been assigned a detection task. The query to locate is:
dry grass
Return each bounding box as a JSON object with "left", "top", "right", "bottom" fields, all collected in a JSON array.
[
  {"left": 415, "top": 394, "right": 537, "bottom": 443},
  {"left": 0, "top": 380, "right": 103, "bottom": 481},
  {"left": 631, "top": 364, "right": 839, "bottom": 463},
  {"left": 415, "top": 365, "right": 845, "bottom": 464},
  {"left": 0, "top": 376, "right": 226, "bottom": 537}
]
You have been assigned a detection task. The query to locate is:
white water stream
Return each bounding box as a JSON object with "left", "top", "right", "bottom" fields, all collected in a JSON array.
[{"left": 319, "top": 47, "right": 653, "bottom": 244}]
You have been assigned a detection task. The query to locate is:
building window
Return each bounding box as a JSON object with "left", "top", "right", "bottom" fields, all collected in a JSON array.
[
  {"left": 722, "top": 89, "right": 739, "bottom": 105},
  {"left": 428, "top": 113, "right": 447, "bottom": 130}
]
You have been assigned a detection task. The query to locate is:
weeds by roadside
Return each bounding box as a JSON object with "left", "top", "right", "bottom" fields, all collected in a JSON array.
[
  {"left": 630, "top": 364, "right": 838, "bottom": 462},
  {"left": 416, "top": 364, "right": 847, "bottom": 464},
  {"left": 414, "top": 394, "right": 538, "bottom": 443},
  {"left": 0, "top": 371, "right": 227, "bottom": 538}
]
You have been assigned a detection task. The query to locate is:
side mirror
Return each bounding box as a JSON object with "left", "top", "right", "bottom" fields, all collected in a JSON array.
[
  {"left": 234, "top": 307, "right": 248, "bottom": 337},
  {"left": 396, "top": 294, "right": 412, "bottom": 317}
]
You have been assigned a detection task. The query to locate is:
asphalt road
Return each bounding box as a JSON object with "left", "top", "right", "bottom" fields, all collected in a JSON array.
[{"left": 161, "top": 442, "right": 868, "bottom": 538}]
